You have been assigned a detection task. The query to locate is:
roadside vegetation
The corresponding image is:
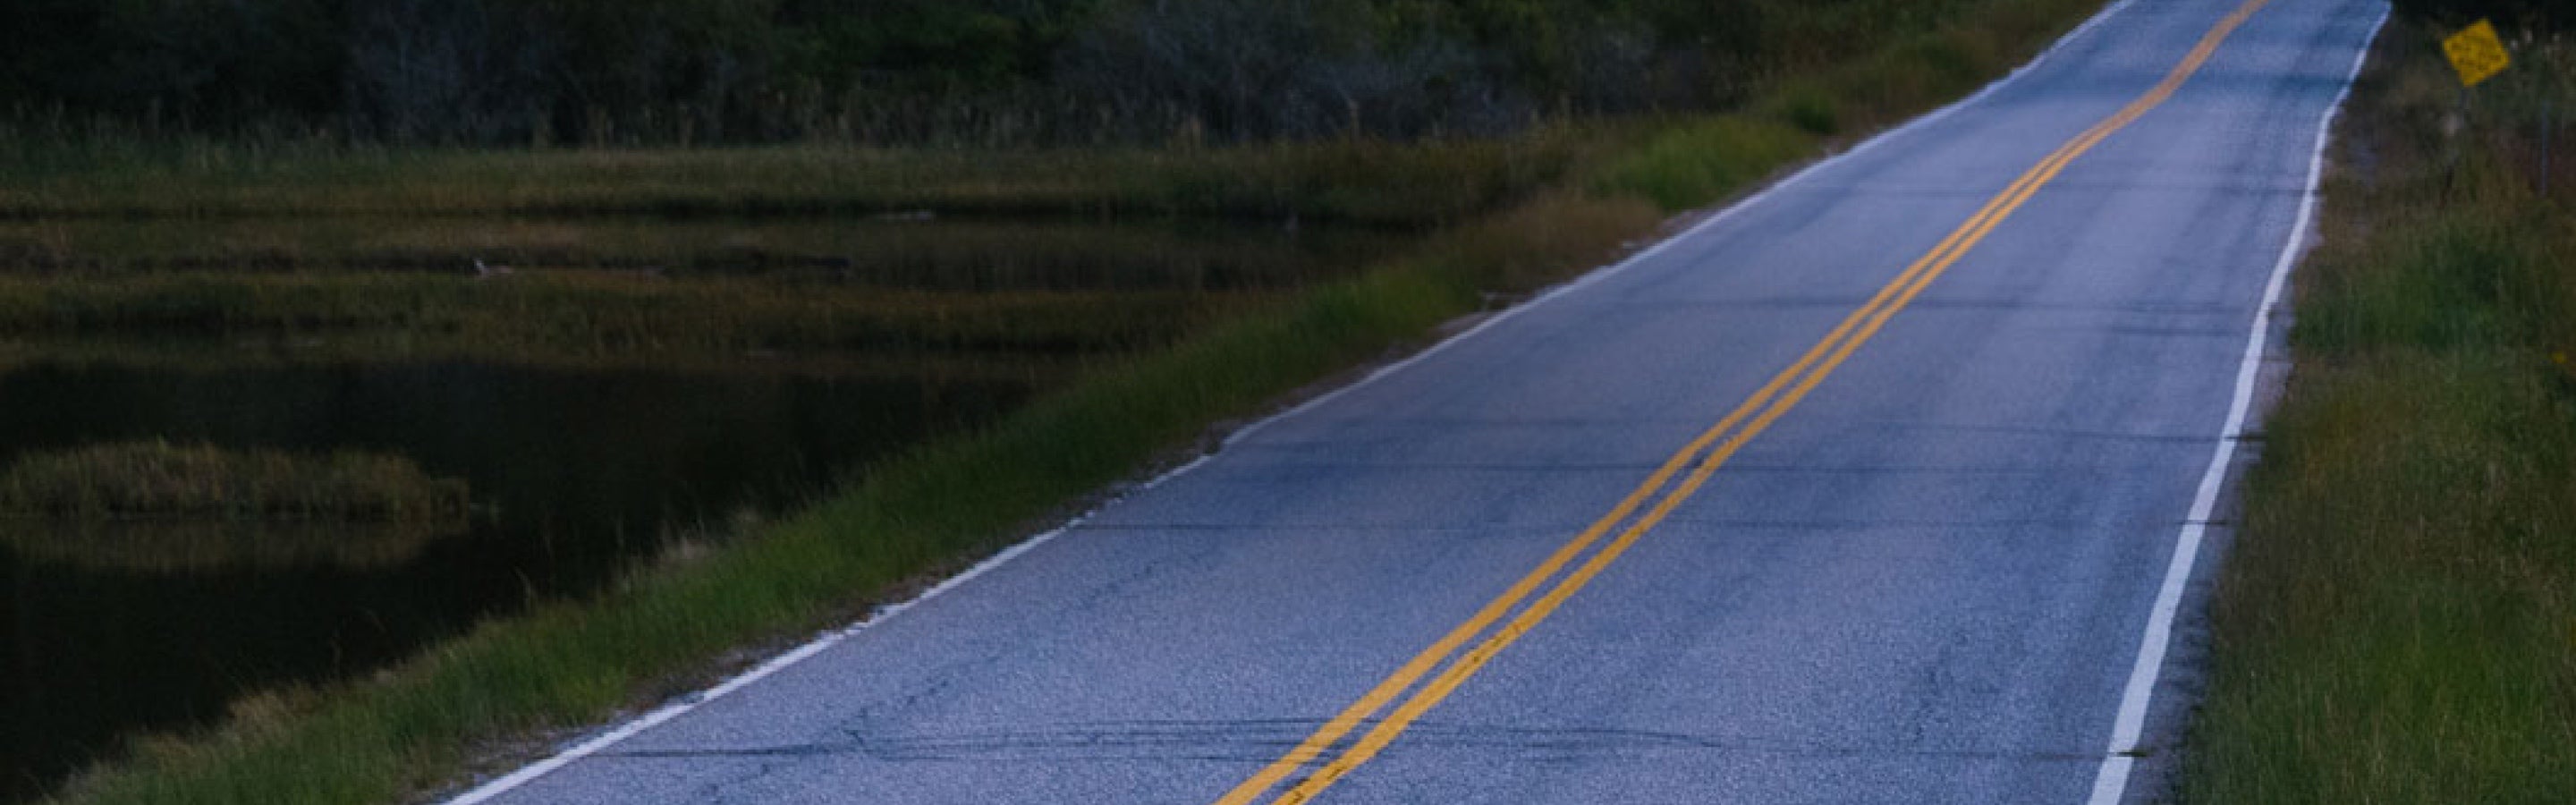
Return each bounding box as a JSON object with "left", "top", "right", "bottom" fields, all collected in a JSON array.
[
  {"left": 2182, "top": 8, "right": 2575, "bottom": 804},
  {"left": 16, "top": 0, "right": 2115, "bottom": 803}
]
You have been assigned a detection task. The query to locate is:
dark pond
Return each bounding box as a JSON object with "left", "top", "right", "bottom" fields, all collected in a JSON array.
[
  {"left": 0, "top": 360, "right": 1037, "bottom": 799},
  {"left": 0, "top": 212, "right": 1409, "bottom": 801}
]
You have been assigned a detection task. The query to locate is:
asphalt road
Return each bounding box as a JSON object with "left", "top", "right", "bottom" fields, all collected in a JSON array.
[{"left": 459, "top": 0, "right": 2387, "bottom": 801}]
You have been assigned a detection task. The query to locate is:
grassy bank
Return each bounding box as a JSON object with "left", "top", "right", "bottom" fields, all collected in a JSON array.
[
  {"left": 38, "top": 1, "right": 2108, "bottom": 802},
  {"left": 2180, "top": 22, "right": 2576, "bottom": 804}
]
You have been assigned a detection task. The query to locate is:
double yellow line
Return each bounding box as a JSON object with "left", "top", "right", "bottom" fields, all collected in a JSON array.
[{"left": 1211, "top": 1, "right": 2272, "bottom": 801}]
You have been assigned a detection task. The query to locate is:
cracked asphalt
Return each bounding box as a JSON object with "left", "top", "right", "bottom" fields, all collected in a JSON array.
[{"left": 467, "top": 0, "right": 2386, "bottom": 801}]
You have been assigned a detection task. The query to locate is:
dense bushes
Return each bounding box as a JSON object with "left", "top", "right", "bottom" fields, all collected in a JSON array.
[
  {"left": 0, "top": 0, "right": 1997, "bottom": 147},
  {"left": 2391, "top": 0, "right": 2563, "bottom": 30}
]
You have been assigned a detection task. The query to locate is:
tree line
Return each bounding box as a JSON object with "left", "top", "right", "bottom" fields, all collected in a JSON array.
[
  {"left": 8, "top": 0, "right": 2544, "bottom": 148},
  {"left": 0, "top": 0, "right": 1993, "bottom": 147},
  {"left": 2394, "top": 0, "right": 2561, "bottom": 30}
]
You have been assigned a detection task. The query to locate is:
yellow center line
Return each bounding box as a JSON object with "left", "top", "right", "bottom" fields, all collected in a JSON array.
[
  {"left": 1216, "top": 0, "right": 2272, "bottom": 801},
  {"left": 1211, "top": 141, "right": 2041, "bottom": 805},
  {"left": 1208, "top": 153, "right": 2046, "bottom": 805}
]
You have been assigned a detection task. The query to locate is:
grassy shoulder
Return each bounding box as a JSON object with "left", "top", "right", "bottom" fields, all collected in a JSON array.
[
  {"left": 40, "top": 1, "right": 2108, "bottom": 803},
  {"left": 2181, "top": 23, "right": 2576, "bottom": 804}
]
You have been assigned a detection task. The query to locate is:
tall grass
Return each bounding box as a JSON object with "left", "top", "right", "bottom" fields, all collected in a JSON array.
[
  {"left": 36, "top": 1, "right": 2115, "bottom": 802},
  {"left": 2181, "top": 22, "right": 2576, "bottom": 804}
]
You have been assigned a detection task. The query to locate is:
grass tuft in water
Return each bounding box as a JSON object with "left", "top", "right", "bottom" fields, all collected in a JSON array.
[{"left": 0, "top": 441, "right": 467, "bottom": 521}]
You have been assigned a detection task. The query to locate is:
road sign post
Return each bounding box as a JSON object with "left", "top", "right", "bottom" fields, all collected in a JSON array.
[{"left": 2439, "top": 21, "right": 2513, "bottom": 200}]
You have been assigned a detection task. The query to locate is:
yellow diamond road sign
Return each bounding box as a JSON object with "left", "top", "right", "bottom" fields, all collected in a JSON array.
[{"left": 2444, "top": 20, "right": 2510, "bottom": 88}]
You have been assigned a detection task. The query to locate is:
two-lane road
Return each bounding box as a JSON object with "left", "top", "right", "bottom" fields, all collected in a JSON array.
[{"left": 456, "top": 0, "right": 2387, "bottom": 801}]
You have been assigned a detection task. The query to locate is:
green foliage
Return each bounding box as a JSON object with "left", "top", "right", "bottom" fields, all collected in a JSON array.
[
  {"left": 2392, "top": 0, "right": 2566, "bottom": 30},
  {"left": 2292, "top": 215, "right": 2549, "bottom": 352},
  {"left": 780, "top": 2, "right": 1038, "bottom": 89},
  {"left": 1769, "top": 80, "right": 1847, "bottom": 136},
  {"left": 1593, "top": 116, "right": 1815, "bottom": 210},
  {"left": 0, "top": 0, "right": 2074, "bottom": 146}
]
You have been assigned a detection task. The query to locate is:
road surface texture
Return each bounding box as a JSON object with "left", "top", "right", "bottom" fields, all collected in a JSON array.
[{"left": 458, "top": 0, "right": 2385, "bottom": 802}]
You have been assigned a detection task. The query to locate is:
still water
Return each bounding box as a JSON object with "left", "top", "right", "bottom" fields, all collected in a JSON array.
[
  {"left": 0, "top": 212, "right": 1404, "bottom": 800},
  {"left": 0, "top": 360, "right": 1033, "bottom": 799}
]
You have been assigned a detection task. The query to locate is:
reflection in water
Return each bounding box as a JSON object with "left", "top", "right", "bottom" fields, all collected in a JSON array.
[
  {"left": 0, "top": 520, "right": 463, "bottom": 572},
  {"left": 0, "top": 360, "right": 1034, "bottom": 800}
]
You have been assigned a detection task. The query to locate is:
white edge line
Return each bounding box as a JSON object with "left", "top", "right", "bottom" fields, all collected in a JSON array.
[
  {"left": 441, "top": 2, "right": 2146, "bottom": 801},
  {"left": 2081, "top": 4, "right": 2390, "bottom": 805}
]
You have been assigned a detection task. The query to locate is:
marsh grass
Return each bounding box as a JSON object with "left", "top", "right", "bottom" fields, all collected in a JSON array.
[
  {"left": 32, "top": 0, "right": 2118, "bottom": 801},
  {"left": 0, "top": 216, "right": 1394, "bottom": 377},
  {"left": 2181, "top": 22, "right": 2576, "bottom": 805},
  {"left": 0, "top": 441, "right": 467, "bottom": 521},
  {"left": 0, "top": 335, "right": 1085, "bottom": 390},
  {"left": 0, "top": 216, "right": 1402, "bottom": 291},
  {"left": 0, "top": 273, "right": 1266, "bottom": 361},
  {"left": 0, "top": 132, "right": 1599, "bottom": 227}
]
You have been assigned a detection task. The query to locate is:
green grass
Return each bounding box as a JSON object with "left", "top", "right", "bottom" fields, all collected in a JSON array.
[
  {"left": 1596, "top": 116, "right": 1818, "bottom": 211},
  {"left": 2180, "top": 23, "right": 2576, "bottom": 805},
  {"left": 0, "top": 441, "right": 467, "bottom": 521},
  {"left": 33, "top": 1, "right": 2115, "bottom": 802}
]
